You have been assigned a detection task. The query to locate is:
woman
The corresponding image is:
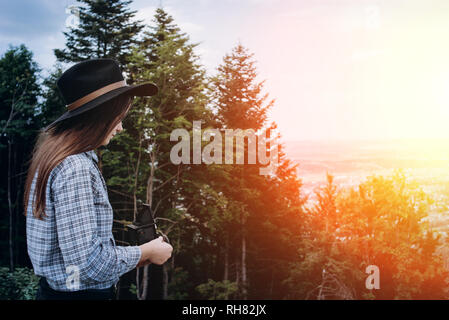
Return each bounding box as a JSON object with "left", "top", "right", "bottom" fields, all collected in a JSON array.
[{"left": 24, "top": 59, "right": 173, "bottom": 300}]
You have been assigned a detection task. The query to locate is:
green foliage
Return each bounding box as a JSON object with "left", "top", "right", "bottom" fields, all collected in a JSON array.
[
  {"left": 38, "top": 64, "right": 66, "bottom": 126},
  {"left": 0, "top": 44, "right": 41, "bottom": 269},
  {"left": 210, "top": 43, "right": 274, "bottom": 130},
  {"left": 129, "top": 283, "right": 137, "bottom": 296},
  {"left": 167, "top": 267, "right": 190, "bottom": 300},
  {"left": 204, "top": 43, "right": 304, "bottom": 300},
  {"left": 3, "top": 2, "right": 448, "bottom": 302},
  {"left": 103, "top": 7, "right": 214, "bottom": 299},
  {"left": 0, "top": 44, "right": 41, "bottom": 140},
  {"left": 286, "top": 172, "right": 449, "bottom": 300},
  {"left": 0, "top": 267, "right": 39, "bottom": 300},
  {"left": 54, "top": 0, "right": 143, "bottom": 67},
  {"left": 196, "top": 279, "right": 238, "bottom": 300}
]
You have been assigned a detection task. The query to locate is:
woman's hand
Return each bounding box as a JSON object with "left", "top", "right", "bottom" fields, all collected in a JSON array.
[{"left": 137, "top": 236, "right": 173, "bottom": 267}]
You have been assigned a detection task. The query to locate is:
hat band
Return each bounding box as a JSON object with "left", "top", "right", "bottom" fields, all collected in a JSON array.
[{"left": 67, "top": 80, "right": 127, "bottom": 111}]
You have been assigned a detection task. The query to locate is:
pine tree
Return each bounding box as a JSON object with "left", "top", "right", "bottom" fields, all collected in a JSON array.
[
  {"left": 286, "top": 172, "right": 449, "bottom": 300},
  {"left": 290, "top": 174, "right": 360, "bottom": 300},
  {"left": 209, "top": 43, "right": 303, "bottom": 299},
  {"left": 102, "top": 7, "right": 213, "bottom": 299},
  {"left": 0, "top": 44, "right": 41, "bottom": 271},
  {"left": 211, "top": 43, "right": 272, "bottom": 130},
  {"left": 247, "top": 140, "right": 304, "bottom": 299},
  {"left": 209, "top": 43, "right": 266, "bottom": 298},
  {"left": 39, "top": 64, "right": 66, "bottom": 127},
  {"left": 54, "top": 0, "right": 143, "bottom": 67}
]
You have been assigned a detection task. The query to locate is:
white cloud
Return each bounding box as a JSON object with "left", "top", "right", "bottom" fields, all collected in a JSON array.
[{"left": 132, "top": 5, "right": 157, "bottom": 25}]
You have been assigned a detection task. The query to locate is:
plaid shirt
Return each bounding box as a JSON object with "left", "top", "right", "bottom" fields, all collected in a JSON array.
[{"left": 26, "top": 150, "right": 141, "bottom": 291}]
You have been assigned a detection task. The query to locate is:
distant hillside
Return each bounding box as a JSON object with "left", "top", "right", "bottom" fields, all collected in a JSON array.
[{"left": 282, "top": 139, "right": 449, "bottom": 194}]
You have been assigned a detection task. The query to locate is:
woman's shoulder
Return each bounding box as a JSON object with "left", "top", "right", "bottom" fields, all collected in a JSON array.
[
  {"left": 48, "top": 150, "right": 104, "bottom": 199},
  {"left": 51, "top": 151, "right": 97, "bottom": 180}
]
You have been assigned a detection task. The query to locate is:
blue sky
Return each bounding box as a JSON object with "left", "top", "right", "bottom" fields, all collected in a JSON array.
[
  {"left": 2, "top": 0, "right": 449, "bottom": 141},
  {"left": 0, "top": 0, "right": 272, "bottom": 74}
]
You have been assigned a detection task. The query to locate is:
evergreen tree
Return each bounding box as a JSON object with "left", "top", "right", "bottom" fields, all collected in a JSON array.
[
  {"left": 346, "top": 173, "right": 448, "bottom": 299},
  {"left": 286, "top": 174, "right": 362, "bottom": 299},
  {"left": 211, "top": 43, "right": 272, "bottom": 130},
  {"left": 286, "top": 172, "right": 449, "bottom": 300},
  {"left": 54, "top": 0, "right": 144, "bottom": 67},
  {"left": 0, "top": 44, "right": 41, "bottom": 271},
  {"left": 102, "top": 7, "right": 213, "bottom": 299},
  {"left": 39, "top": 64, "right": 66, "bottom": 127},
  {"left": 209, "top": 43, "right": 303, "bottom": 299},
  {"left": 248, "top": 141, "right": 304, "bottom": 299}
]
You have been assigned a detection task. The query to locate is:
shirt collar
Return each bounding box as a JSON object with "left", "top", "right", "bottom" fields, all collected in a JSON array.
[{"left": 84, "top": 150, "right": 98, "bottom": 163}]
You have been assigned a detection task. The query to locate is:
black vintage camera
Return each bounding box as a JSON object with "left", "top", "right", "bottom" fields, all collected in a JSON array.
[
  {"left": 125, "top": 201, "right": 169, "bottom": 246},
  {"left": 113, "top": 201, "right": 167, "bottom": 300}
]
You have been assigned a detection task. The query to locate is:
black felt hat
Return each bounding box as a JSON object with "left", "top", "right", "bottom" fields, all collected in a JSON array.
[{"left": 44, "top": 58, "right": 158, "bottom": 131}]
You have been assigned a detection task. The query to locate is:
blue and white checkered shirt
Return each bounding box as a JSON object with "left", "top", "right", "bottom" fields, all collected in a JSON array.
[{"left": 26, "top": 150, "right": 141, "bottom": 291}]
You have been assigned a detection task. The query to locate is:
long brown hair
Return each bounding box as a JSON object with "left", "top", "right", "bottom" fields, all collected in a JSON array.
[{"left": 24, "top": 93, "right": 132, "bottom": 220}]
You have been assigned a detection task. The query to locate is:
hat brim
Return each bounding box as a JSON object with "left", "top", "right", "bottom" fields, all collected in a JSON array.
[{"left": 44, "top": 82, "right": 158, "bottom": 131}]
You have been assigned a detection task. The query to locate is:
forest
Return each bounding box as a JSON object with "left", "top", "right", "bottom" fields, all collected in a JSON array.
[{"left": 0, "top": 0, "right": 448, "bottom": 300}]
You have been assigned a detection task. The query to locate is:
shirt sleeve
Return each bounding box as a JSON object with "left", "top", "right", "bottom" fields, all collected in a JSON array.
[{"left": 52, "top": 159, "right": 141, "bottom": 284}]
